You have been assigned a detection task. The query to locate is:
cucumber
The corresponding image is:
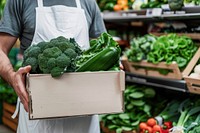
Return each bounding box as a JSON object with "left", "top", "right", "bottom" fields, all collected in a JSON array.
[{"left": 76, "top": 46, "right": 121, "bottom": 72}]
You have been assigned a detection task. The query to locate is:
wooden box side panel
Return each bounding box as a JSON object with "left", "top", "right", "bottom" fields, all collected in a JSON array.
[
  {"left": 185, "top": 77, "right": 200, "bottom": 94},
  {"left": 183, "top": 47, "right": 200, "bottom": 94}
]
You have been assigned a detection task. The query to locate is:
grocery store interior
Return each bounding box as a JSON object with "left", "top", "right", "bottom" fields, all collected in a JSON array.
[{"left": 1, "top": 0, "right": 200, "bottom": 133}]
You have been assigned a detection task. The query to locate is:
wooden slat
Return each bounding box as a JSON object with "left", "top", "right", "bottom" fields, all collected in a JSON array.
[
  {"left": 2, "top": 102, "right": 18, "bottom": 132},
  {"left": 3, "top": 110, "right": 18, "bottom": 124},
  {"left": 121, "top": 58, "right": 182, "bottom": 79},
  {"left": 184, "top": 76, "right": 200, "bottom": 94},
  {"left": 130, "top": 61, "right": 178, "bottom": 69},
  {"left": 2, "top": 116, "right": 17, "bottom": 132},
  {"left": 182, "top": 47, "right": 200, "bottom": 77},
  {"left": 3, "top": 102, "right": 16, "bottom": 113},
  {"left": 182, "top": 47, "right": 200, "bottom": 95}
]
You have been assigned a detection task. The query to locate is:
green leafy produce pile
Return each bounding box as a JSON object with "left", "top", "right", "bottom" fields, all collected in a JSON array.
[
  {"left": 124, "top": 34, "right": 157, "bottom": 62},
  {"left": 125, "top": 34, "right": 198, "bottom": 71},
  {"left": 101, "top": 85, "right": 200, "bottom": 133},
  {"left": 141, "top": 0, "right": 168, "bottom": 9},
  {"left": 184, "top": 0, "right": 200, "bottom": 5},
  {"left": 147, "top": 34, "right": 197, "bottom": 70},
  {"left": 168, "top": 0, "right": 184, "bottom": 11},
  {"left": 101, "top": 85, "right": 157, "bottom": 132}
]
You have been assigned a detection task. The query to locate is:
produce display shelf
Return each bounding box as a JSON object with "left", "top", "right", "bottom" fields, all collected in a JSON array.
[
  {"left": 125, "top": 72, "right": 187, "bottom": 92},
  {"left": 103, "top": 6, "right": 200, "bottom": 23},
  {"left": 103, "top": 12, "right": 200, "bottom": 23}
]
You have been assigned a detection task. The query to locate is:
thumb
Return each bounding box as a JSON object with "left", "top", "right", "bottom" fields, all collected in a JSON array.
[
  {"left": 24, "top": 65, "right": 32, "bottom": 73},
  {"left": 18, "top": 65, "right": 32, "bottom": 74}
]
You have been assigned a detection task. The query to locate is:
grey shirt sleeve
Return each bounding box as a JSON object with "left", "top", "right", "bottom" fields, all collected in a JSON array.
[
  {"left": 88, "top": 0, "right": 106, "bottom": 38},
  {"left": 0, "top": 0, "right": 22, "bottom": 37}
]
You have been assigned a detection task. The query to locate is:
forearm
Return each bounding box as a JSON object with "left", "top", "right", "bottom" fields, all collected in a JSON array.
[
  {"left": 0, "top": 49, "right": 15, "bottom": 85},
  {"left": 0, "top": 33, "right": 18, "bottom": 86}
]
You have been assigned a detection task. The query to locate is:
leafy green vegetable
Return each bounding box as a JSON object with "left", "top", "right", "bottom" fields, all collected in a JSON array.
[
  {"left": 147, "top": 34, "right": 198, "bottom": 70},
  {"left": 170, "top": 98, "right": 200, "bottom": 133},
  {"left": 140, "top": 0, "right": 168, "bottom": 9},
  {"left": 125, "top": 34, "right": 157, "bottom": 62},
  {"left": 129, "top": 92, "right": 144, "bottom": 99},
  {"left": 168, "top": 0, "right": 184, "bottom": 11},
  {"left": 101, "top": 85, "right": 157, "bottom": 133},
  {"left": 125, "top": 34, "right": 198, "bottom": 75}
]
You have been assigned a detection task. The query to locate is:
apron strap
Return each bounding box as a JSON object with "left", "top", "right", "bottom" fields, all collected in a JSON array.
[
  {"left": 75, "top": 0, "right": 82, "bottom": 9},
  {"left": 37, "top": 0, "right": 44, "bottom": 7},
  {"left": 11, "top": 97, "right": 21, "bottom": 119}
]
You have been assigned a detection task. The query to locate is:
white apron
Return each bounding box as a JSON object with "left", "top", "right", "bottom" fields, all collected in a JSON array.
[{"left": 12, "top": 0, "right": 100, "bottom": 132}]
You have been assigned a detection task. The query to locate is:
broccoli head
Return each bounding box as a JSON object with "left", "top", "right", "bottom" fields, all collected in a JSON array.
[
  {"left": 51, "top": 37, "right": 77, "bottom": 52},
  {"left": 22, "top": 36, "right": 82, "bottom": 77},
  {"left": 22, "top": 57, "right": 38, "bottom": 73},
  {"left": 47, "top": 58, "right": 56, "bottom": 70},
  {"left": 70, "top": 38, "right": 82, "bottom": 55},
  {"left": 56, "top": 54, "right": 71, "bottom": 68},
  {"left": 43, "top": 47, "right": 62, "bottom": 58},
  {"left": 37, "top": 42, "right": 49, "bottom": 51},
  {"left": 64, "top": 48, "right": 77, "bottom": 59},
  {"left": 37, "top": 54, "right": 48, "bottom": 71},
  {"left": 51, "top": 36, "right": 68, "bottom": 43},
  {"left": 23, "top": 45, "right": 41, "bottom": 73},
  {"left": 23, "top": 45, "right": 41, "bottom": 58},
  {"left": 50, "top": 67, "right": 64, "bottom": 78}
]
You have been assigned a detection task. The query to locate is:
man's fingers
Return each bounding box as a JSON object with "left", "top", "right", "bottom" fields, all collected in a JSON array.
[
  {"left": 15, "top": 65, "right": 31, "bottom": 112},
  {"left": 17, "top": 78, "right": 29, "bottom": 103},
  {"left": 20, "top": 95, "right": 29, "bottom": 112}
]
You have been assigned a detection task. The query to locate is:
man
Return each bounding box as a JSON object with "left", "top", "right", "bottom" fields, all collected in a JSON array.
[{"left": 0, "top": 0, "right": 106, "bottom": 132}]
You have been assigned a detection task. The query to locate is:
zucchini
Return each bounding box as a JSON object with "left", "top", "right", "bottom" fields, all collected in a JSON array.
[{"left": 76, "top": 46, "right": 121, "bottom": 72}]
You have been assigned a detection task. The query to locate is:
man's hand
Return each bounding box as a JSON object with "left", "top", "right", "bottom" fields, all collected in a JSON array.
[
  {"left": 0, "top": 33, "right": 31, "bottom": 112},
  {"left": 11, "top": 65, "right": 31, "bottom": 112}
]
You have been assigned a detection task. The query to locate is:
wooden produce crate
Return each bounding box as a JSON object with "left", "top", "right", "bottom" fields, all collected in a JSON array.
[
  {"left": 121, "top": 47, "right": 200, "bottom": 80},
  {"left": 184, "top": 47, "right": 200, "bottom": 94},
  {"left": 2, "top": 102, "right": 18, "bottom": 132},
  {"left": 100, "top": 122, "right": 136, "bottom": 133}
]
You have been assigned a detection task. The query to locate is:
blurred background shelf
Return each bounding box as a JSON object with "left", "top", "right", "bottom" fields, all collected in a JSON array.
[
  {"left": 103, "top": 6, "right": 200, "bottom": 23},
  {"left": 125, "top": 72, "right": 187, "bottom": 92}
]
